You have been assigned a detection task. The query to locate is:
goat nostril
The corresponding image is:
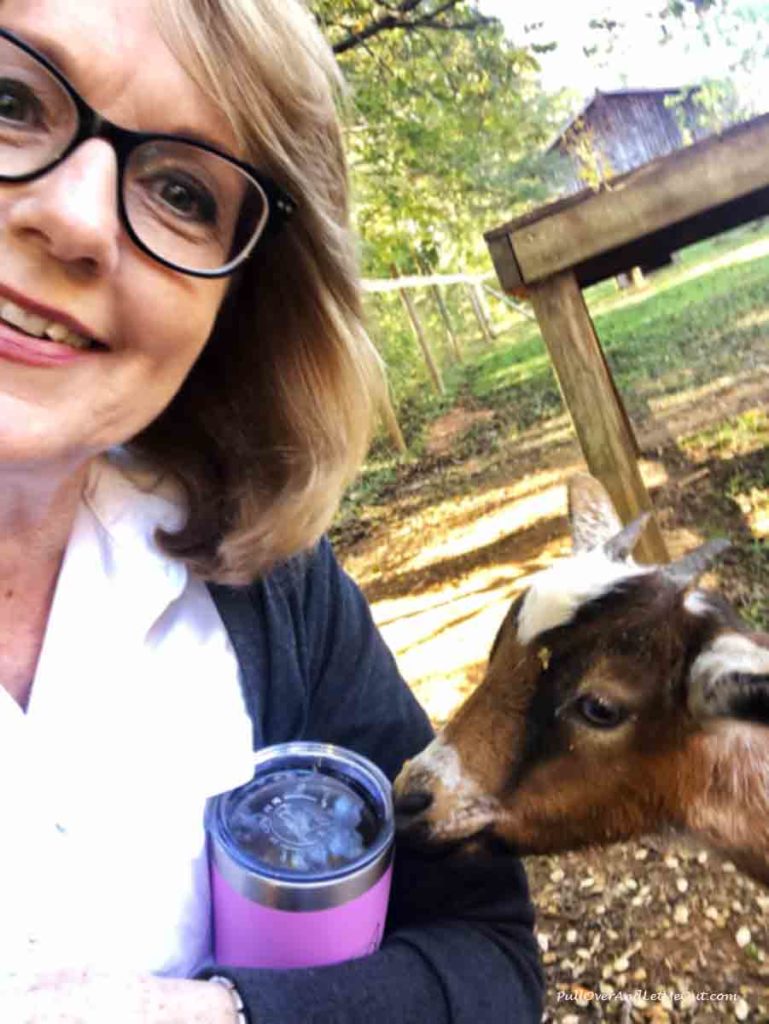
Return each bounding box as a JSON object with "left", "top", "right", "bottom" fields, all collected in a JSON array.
[{"left": 394, "top": 791, "right": 434, "bottom": 817}]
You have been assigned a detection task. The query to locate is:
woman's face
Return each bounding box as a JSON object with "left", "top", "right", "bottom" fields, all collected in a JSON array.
[{"left": 0, "top": 0, "right": 233, "bottom": 469}]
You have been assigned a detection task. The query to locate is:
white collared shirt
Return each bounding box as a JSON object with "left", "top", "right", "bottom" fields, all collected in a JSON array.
[{"left": 0, "top": 454, "right": 255, "bottom": 978}]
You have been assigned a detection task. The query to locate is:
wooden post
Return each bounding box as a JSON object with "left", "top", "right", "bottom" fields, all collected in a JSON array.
[
  {"left": 432, "top": 284, "right": 463, "bottom": 363},
  {"left": 416, "top": 255, "right": 463, "bottom": 363},
  {"left": 597, "top": 339, "right": 642, "bottom": 458},
  {"left": 380, "top": 385, "right": 408, "bottom": 454},
  {"left": 528, "top": 270, "right": 668, "bottom": 564},
  {"left": 392, "top": 265, "right": 445, "bottom": 395},
  {"left": 466, "top": 284, "right": 494, "bottom": 345},
  {"left": 474, "top": 282, "right": 496, "bottom": 338}
]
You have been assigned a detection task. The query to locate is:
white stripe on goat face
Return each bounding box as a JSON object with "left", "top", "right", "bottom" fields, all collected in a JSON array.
[
  {"left": 684, "top": 590, "right": 713, "bottom": 617},
  {"left": 412, "top": 738, "right": 483, "bottom": 796},
  {"left": 516, "top": 546, "right": 653, "bottom": 645},
  {"left": 688, "top": 632, "right": 769, "bottom": 719},
  {"left": 406, "top": 738, "right": 501, "bottom": 837}
]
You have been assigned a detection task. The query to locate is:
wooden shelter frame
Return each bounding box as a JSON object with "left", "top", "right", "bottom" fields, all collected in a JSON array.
[{"left": 485, "top": 111, "right": 769, "bottom": 564}]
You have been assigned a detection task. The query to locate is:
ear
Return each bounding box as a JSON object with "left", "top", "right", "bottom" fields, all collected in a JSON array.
[
  {"left": 567, "top": 474, "right": 622, "bottom": 553},
  {"left": 687, "top": 632, "right": 769, "bottom": 726}
]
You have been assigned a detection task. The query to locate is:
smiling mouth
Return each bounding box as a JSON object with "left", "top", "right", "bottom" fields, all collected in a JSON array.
[{"left": 0, "top": 298, "right": 105, "bottom": 351}]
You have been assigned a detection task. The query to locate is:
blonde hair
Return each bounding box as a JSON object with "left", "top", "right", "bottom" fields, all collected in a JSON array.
[{"left": 132, "top": 0, "right": 383, "bottom": 584}]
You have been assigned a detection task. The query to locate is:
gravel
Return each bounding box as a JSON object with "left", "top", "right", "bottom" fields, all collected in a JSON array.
[{"left": 527, "top": 836, "right": 769, "bottom": 1022}]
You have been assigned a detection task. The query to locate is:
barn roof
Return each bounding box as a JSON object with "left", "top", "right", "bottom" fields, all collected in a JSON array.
[{"left": 546, "top": 86, "right": 699, "bottom": 153}]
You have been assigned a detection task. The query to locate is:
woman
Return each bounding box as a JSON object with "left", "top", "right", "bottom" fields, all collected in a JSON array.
[{"left": 0, "top": 0, "right": 544, "bottom": 1020}]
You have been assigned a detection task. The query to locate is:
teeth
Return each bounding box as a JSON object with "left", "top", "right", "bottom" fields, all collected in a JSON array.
[
  {"left": 44, "top": 322, "right": 70, "bottom": 342},
  {"left": 0, "top": 299, "right": 92, "bottom": 350},
  {"left": 1, "top": 301, "right": 47, "bottom": 336}
]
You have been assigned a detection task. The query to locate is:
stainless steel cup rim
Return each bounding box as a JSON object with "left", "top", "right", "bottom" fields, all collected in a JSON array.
[{"left": 207, "top": 741, "right": 395, "bottom": 911}]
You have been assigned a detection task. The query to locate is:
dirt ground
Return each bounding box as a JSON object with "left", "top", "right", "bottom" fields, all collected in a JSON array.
[{"left": 335, "top": 369, "right": 769, "bottom": 1022}]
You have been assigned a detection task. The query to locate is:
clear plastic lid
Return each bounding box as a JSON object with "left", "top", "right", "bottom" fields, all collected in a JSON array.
[{"left": 210, "top": 743, "right": 393, "bottom": 883}]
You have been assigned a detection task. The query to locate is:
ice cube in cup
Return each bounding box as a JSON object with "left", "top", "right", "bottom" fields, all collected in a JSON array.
[{"left": 226, "top": 769, "right": 378, "bottom": 875}]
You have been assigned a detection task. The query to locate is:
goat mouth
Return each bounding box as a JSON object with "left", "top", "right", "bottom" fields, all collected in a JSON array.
[
  {"left": 396, "top": 832, "right": 469, "bottom": 860},
  {"left": 395, "top": 813, "right": 500, "bottom": 854},
  {"left": 396, "top": 823, "right": 517, "bottom": 863}
]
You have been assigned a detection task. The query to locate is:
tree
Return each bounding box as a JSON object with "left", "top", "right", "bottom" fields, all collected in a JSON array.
[
  {"left": 314, "top": 0, "right": 495, "bottom": 55},
  {"left": 311, "top": 2, "right": 569, "bottom": 275}
]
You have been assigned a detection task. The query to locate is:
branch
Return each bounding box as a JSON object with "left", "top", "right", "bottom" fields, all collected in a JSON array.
[{"left": 329, "top": 0, "right": 490, "bottom": 55}]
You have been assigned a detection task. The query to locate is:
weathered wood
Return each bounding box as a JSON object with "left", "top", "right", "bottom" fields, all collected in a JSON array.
[
  {"left": 431, "top": 284, "right": 463, "bottom": 363},
  {"left": 473, "top": 283, "right": 496, "bottom": 339},
  {"left": 380, "top": 385, "right": 408, "bottom": 454},
  {"left": 511, "top": 114, "right": 769, "bottom": 283},
  {"left": 466, "top": 284, "right": 494, "bottom": 346},
  {"left": 363, "top": 270, "right": 491, "bottom": 293},
  {"left": 596, "top": 337, "right": 642, "bottom": 459},
  {"left": 393, "top": 266, "right": 445, "bottom": 395},
  {"left": 486, "top": 234, "right": 524, "bottom": 292},
  {"left": 551, "top": 88, "right": 707, "bottom": 197},
  {"left": 528, "top": 270, "right": 668, "bottom": 565},
  {"left": 489, "top": 184, "right": 769, "bottom": 291}
]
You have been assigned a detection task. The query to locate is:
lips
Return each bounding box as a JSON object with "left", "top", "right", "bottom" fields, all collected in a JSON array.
[
  {"left": 0, "top": 284, "right": 107, "bottom": 351},
  {"left": 0, "top": 298, "right": 93, "bottom": 350}
]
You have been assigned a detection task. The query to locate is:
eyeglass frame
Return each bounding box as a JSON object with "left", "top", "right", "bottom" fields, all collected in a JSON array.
[{"left": 0, "top": 26, "right": 297, "bottom": 278}]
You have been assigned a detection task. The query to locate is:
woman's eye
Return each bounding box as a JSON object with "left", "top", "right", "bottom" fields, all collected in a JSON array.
[
  {"left": 0, "top": 80, "right": 41, "bottom": 126},
  {"left": 155, "top": 174, "right": 217, "bottom": 224},
  {"left": 574, "top": 694, "right": 628, "bottom": 729}
]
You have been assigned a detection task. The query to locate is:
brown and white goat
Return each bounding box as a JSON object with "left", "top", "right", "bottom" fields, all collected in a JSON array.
[{"left": 394, "top": 474, "right": 769, "bottom": 885}]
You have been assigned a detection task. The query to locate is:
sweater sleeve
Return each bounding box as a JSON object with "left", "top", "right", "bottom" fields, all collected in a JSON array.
[{"left": 200, "top": 539, "right": 544, "bottom": 1024}]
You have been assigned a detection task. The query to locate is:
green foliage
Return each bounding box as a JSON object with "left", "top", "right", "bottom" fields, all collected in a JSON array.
[
  {"left": 368, "top": 222, "right": 769, "bottom": 458},
  {"left": 312, "top": 2, "right": 568, "bottom": 275},
  {"left": 561, "top": 116, "right": 616, "bottom": 190},
  {"left": 364, "top": 284, "right": 494, "bottom": 449}
]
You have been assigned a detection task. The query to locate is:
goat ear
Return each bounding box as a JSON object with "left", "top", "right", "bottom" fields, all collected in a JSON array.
[
  {"left": 687, "top": 633, "right": 769, "bottom": 726},
  {"left": 567, "top": 474, "right": 622, "bottom": 553}
]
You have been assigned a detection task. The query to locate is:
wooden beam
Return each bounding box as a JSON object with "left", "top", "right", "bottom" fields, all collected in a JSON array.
[
  {"left": 486, "top": 234, "right": 524, "bottom": 292},
  {"left": 528, "top": 270, "right": 668, "bottom": 564},
  {"left": 488, "top": 113, "right": 769, "bottom": 284}
]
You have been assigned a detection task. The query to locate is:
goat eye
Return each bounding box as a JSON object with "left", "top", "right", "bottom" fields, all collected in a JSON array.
[{"left": 574, "top": 695, "right": 627, "bottom": 729}]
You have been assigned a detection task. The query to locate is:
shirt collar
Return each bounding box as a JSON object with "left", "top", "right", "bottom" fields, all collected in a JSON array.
[{"left": 78, "top": 452, "right": 190, "bottom": 638}]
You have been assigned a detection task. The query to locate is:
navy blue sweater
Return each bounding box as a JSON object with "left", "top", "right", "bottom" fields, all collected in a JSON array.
[{"left": 201, "top": 538, "right": 544, "bottom": 1023}]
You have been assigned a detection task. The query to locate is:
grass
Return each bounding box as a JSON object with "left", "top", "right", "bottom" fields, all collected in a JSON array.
[
  {"left": 336, "top": 222, "right": 769, "bottom": 629},
  {"left": 353, "top": 221, "right": 769, "bottom": 499},
  {"left": 462, "top": 222, "right": 769, "bottom": 432},
  {"left": 680, "top": 409, "right": 769, "bottom": 630}
]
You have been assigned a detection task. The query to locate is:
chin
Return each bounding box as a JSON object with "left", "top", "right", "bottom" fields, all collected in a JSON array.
[{"left": 396, "top": 821, "right": 515, "bottom": 861}]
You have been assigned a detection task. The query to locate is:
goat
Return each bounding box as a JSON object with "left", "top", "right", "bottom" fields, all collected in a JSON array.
[{"left": 394, "top": 474, "right": 769, "bottom": 885}]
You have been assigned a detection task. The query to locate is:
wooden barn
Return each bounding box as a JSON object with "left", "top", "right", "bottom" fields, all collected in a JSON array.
[{"left": 550, "top": 87, "right": 710, "bottom": 194}]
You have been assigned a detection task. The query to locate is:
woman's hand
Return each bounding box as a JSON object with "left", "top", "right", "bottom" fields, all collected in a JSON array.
[{"left": 0, "top": 969, "right": 240, "bottom": 1024}]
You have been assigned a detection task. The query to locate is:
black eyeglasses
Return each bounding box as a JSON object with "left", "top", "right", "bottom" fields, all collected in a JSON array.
[{"left": 0, "top": 28, "right": 297, "bottom": 277}]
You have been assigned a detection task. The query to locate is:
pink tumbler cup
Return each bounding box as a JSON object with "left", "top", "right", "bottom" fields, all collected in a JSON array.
[{"left": 207, "top": 742, "right": 394, "bottom": 969}]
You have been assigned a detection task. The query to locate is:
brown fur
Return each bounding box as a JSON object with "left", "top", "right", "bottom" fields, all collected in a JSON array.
[{"left": 395, "top": 491, "right": 769, "bottom": 886}]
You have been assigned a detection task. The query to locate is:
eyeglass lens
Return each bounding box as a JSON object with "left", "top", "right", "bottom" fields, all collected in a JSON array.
[{"left": 0, "top": 33, "right": 269, "bottom": 273}]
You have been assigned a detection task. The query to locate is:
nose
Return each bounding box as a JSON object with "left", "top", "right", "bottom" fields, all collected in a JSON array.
[
  {"left": 393, "top": 791, "right": 433, "bottom": 818},
  {"left": 393, "top": 788, "right": 434, "bottom": 848},
  {"left": 6, "top": 139, "right": 121, "bottom": 275}
]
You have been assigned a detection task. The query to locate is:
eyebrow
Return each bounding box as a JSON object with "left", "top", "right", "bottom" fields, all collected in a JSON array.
[
  {"left": 9, "top": 27, "right": 74, "bottom": 77},
  {"left": 6, "top": 26, "right": 236, "bottom": 156}
]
